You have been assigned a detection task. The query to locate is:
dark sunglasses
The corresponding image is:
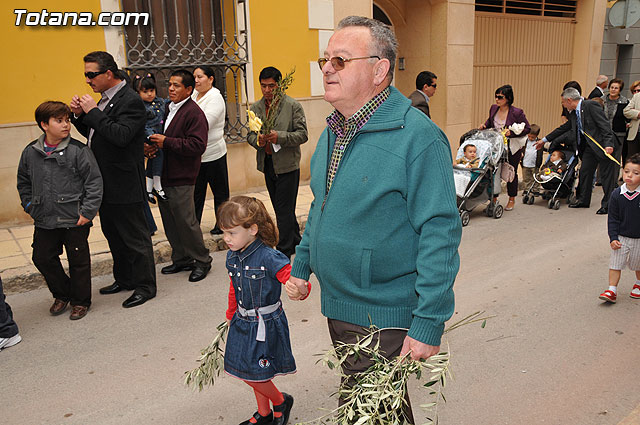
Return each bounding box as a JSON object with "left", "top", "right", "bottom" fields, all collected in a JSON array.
[
  {"left": 633, "top": 89, "right": 640, "bottom": 93},
  {"left": 429, "top": 83, "right": 437, "bottom": 88},
  {"left": 84, "top": 69, "right": 107, "bottom": 79},
  {"left": 495, "top": 94, "right": 505, "bottom": 100},
  {"left": 317, "top": 55, "right": 380, "bottom": 71}
]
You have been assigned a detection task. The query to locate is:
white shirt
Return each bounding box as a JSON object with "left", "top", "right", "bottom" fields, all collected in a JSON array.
[
  {"left": 522, "top": 137, "right": 539, "bottom": 168},
  {"left": 192, "top": 87, "right": 227, "bottom": 162},
  {"left": 164, "top": 97, "right": 189, "bottom": 131}
]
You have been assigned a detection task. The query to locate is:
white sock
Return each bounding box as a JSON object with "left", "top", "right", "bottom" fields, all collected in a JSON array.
[
  {"left": 609, "top": 286, "right": 617, "bottom": 294},
  {"left": 146, "top": 177, "right": 153, "bottom": 192},
  {"left": 153, "top": 176, "right": 163, "bottom": 192}
]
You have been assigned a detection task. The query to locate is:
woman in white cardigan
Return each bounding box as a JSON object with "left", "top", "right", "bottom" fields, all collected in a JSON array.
[
  {"left": 623, "top": 81, "right": 640, "bottom": 163},
  {"left": 192, "top": 65, "right": 230, "bottom": 235}
]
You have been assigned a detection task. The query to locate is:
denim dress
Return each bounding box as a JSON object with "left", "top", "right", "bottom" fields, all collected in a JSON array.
[
  {"left": 224, "top": 239, "right": 297, "bottom": 381},
  {"left": 144, "top": 97, "right": 168, "bottom": 177}
]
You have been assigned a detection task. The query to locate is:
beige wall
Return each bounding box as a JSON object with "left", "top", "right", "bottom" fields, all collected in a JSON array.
[
  {"left": 571, "top": 0, "right": 608, "bottom": 90},
  {"left": 0, "top": 97, "right": 333, "bottom": 226},
  {"left": 333, "top": 0, "right": 372, "bottom": 25}
]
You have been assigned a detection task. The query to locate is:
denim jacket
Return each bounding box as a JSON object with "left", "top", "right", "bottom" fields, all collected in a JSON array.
[{"left": 226, "top": 239, "right": 289, "bottom": 311}]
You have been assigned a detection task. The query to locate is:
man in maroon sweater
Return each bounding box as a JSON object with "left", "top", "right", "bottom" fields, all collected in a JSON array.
[{"left": 147, "top": 70, "right": 212, "bottom": 282}]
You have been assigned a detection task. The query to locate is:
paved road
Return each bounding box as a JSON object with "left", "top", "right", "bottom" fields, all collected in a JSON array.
[{"left": 2, "top": 198, "right": 639, "bottom": 425}]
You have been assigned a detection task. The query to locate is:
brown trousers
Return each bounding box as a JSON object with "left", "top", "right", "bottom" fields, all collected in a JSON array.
[{"left": 327, "top": 318, "right": 415, "bottom": 424}]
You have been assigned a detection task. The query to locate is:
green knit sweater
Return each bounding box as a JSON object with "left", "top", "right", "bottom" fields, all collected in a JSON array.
[{"left": 291, "top": 87, "right": 461, "bottom": 346}]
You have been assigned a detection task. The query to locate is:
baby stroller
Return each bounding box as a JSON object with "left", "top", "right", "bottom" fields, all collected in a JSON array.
[
  {"left": 454, "top": 129, "right": 507, "bottom": 226},
  {"left": 522, "top": 149, "right": 578, "bottom": 210}
]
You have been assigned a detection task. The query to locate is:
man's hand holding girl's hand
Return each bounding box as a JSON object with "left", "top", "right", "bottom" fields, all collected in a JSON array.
[{"left": 285, "top": 277, "right": 310, "bottom": 301}]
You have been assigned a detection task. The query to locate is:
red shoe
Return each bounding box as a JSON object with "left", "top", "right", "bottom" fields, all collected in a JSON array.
[
  {"left": 599, "top": 290, "right": 617, "bottom": 303},
  {"left": 630, "top": 284, "right": 640, "bottom": 299}
]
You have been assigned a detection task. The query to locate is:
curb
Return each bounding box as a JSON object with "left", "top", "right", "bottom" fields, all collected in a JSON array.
[{"left": 3, "top": 215, "right": 307, "bottom": 295}]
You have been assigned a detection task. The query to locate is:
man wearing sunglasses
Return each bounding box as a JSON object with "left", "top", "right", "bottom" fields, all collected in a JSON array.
[
  {"left": 70, "top": 51, "right": 156, "bottom": 308},
  {"left": 408, "top": 70, "right": 437, "bottom": 119},
  {"left": 286, "top": 16, "right": 460, "bottom": 424}
]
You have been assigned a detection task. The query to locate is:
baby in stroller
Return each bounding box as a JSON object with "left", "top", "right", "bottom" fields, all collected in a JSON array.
[
  {"left": 536, "top": 150, "right": 567, "bottom": 182},
  {"left": 455, "top": 144, "right": 480, "bottom": 168}
]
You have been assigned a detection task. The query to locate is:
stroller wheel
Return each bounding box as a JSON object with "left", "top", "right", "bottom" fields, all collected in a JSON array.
[
  {"left": 493, "top": 204, "right": 504, "bottom": 219},
  {"left": 485, "top": 205, "right": 494, "bottom": 217},
  {"left": 460, "top": 210, "right": 470, "bottom": 227},
  {"left": 547, "top": 199, "right": 554, "bottom": 209},
  {"left": 553, "top": 199, "right": 561, "bottom": 210},
  {"left": 527, "top": 195, "right": 535, "bottom": 205},
  {"left": 522, "top": 195, "right": 529, "bottom": 204}
]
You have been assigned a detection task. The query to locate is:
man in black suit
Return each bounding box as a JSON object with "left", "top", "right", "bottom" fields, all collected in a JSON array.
[
  {"left": 538, "top": 87, "right": 619, "bottom": 214},
  {"left": 588, "top": 75, "right": 608, "bottom": 100},
  {"left": 70, "top": 51, "right": 156, "bottom": 308},
  {"left": 408, "top": 71, "right": 437, "bottom": 119}
]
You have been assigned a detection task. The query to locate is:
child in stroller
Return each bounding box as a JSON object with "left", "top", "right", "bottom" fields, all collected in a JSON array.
[{"left": 536, "top": 150, "right": 567, "bottom": 182}]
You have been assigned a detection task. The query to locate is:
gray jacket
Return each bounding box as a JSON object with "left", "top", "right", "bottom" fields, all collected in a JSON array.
[
  {"left": 247, "top": 94, "right": 308, "bottom": 174},
  {"left": 17, "top": 135, "right": 103, "bottom": 229}
]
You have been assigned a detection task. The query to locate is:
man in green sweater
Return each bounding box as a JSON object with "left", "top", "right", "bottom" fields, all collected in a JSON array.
[{"left": 286, "top": 16, "right": 461, "bottom": 423}]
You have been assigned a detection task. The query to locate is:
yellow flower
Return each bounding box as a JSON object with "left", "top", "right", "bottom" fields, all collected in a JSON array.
[{"left": 247, "top": 110, "right": 263, "bottom": 133}]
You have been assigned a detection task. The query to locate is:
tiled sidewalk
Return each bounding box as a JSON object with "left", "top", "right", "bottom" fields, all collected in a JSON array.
[{"left": 0, "top": 185, "right": 313, "bottom": 292}]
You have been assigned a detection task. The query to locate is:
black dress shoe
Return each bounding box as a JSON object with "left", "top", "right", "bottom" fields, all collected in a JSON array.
[
  {"left": 568, "top": 202, "right": 589, "bottom": 208},
  {"left": 147, "top": 192, "right": 156, "bottom": 204},
  {"left": 272, "top": 393, "right": 294, "bottom": 425},
  {"left": 596, "top": 207, "right": 608, "bottom": 215},
  {"left": 99, "top": 282, "right": 125, "bottom": 294},
  {"left": 122, "top": 293, "right": 152, "bottom": 308},
  {"left": 153, "top": 188, "right": 169, "bottom": 201},
  {"left": 239, "top": 411, "right": 273, "bottom": 425},
  {"left": 188, "top": 264, "right": 211, "bottom": 282},
  {"left": 161, "top": 262, "right": 195, "bottom": 274}
]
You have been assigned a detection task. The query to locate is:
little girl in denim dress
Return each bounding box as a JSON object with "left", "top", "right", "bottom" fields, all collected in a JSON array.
[
  {"left": 219, "top": 196, "right": 310, "bottom": 425},
  {"left": 134, "top": 73, "right": 168, "bottom": 204}
]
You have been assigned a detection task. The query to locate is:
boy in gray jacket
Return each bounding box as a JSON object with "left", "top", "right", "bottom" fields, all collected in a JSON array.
[{"left": 17, "top": 101, "right": 102, "bottom": 320}]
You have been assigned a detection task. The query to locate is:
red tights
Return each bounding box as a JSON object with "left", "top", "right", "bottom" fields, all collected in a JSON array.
[{"left": 244, "top": 380, "right": 285, "bottom": 421}]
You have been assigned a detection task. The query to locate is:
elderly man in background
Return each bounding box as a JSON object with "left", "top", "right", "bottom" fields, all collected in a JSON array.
[
  {"left": 588, "top": 74, "right": 609, "bottom": 100},
  {"left": 286, "top": 16, "right": 461, "bottom": 424}
]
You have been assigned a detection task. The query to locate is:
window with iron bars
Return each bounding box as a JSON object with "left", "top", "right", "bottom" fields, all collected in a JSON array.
[
  {"left": 475, "top": 0, "right": 577, "bottom": 18},
  {"left": 122, "top": 0, "right": 249, "bottom": 143}
]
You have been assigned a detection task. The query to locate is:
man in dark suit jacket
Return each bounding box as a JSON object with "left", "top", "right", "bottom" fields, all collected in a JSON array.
[
  {"left": 147, "top": 70, "right": 212, "bottom": 282},
  {"left": 71, "top": 51, "right": 156, "bottom": 308},
  {"left": 408, "top": 71, "right": 437, "bottom": 119},
  {"left": 588, "top": 75, "right": 608, "bottom": 100},
  {"left": 539, "top": 87, "right": 619, "bottom": 214}
]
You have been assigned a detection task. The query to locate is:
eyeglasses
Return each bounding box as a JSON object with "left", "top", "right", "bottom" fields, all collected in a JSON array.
[
  {"left": 317, "top": 56, "right": 381, "bottom": 71},
  {"left": 495, "top": 94, "right": 505, "bottom": 100},
  {"left": 84, "top": 70, "right": 107, "bottom": 79}
]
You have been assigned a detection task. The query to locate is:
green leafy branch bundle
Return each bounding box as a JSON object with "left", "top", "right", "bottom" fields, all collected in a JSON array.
[
  {"left": 261, "top": 68, "right": 295, "bottom": 134},
  {"left": 296, "top": 311, "right": 492, "bottom": 425},
  {"left": 184, "top": 321, "right": 229, "bottom": 391}
]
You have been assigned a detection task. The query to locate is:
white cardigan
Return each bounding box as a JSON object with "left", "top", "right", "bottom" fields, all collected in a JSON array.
[{"left": 192, "top": 87, "right": 227, "bottom": 162}]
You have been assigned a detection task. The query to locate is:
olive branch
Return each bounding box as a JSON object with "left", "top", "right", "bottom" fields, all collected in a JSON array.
[{"left": 184, "top": 321, "right": 229, "bottom": 391}]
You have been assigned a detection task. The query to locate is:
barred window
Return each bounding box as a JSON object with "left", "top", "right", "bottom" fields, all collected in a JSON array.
[
  {"left": 122, "top": 0, "right": 250, "bottom": 143},
  {"left": 475, "top": 0, "right": 577, "bottom": 18}
]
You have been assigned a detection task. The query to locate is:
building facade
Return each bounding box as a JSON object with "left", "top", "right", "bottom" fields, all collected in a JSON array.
[{"left": 0, "top": 0, "right": 607, "bottom": 225}]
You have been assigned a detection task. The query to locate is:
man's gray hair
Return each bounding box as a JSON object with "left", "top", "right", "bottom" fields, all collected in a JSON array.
[
  {"left": 562, "top": 87, "right": 581, "bottom": 100},
  {"left": 337, "top": 16, "right": 398, "bottom": 82},
  {"left": 596, "top": 74, "right": 608, "bottom": 85}
]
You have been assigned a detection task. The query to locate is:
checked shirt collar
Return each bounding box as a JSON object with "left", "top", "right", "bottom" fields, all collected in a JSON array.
[{"left": 325, "top": 87, "right": 390, "bottom": 192}]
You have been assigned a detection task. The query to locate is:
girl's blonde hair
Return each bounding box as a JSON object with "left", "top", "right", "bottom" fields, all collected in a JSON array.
[{"left": 217, "top": 196, "right": 279, "bottom": 248}]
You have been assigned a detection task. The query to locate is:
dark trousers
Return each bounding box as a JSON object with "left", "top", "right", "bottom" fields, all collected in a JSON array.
[
  {"left": 328, "top": 318, "right": 415, "bottom": 424},
  {"left": 623, "top": 133, "right": 640, "bottom": 164},
  {"left": 0, "top": 277, "right": 19, "bottom": 338},
  {"left": 100, "top": 203, "right": 157, "bottom": 298},
  {"left": 32, "top": 226, "right": 92, "bottom": 307},
  {"left": 264, "top": 156, "right": 301, "bottom": 258},
  {"left": 142, "top": 200, "right": 157, "bottom": 234},
  {"left": 158, "top": 185, "right": 211, "bottom": 266},
  {"left": 194, "top": 154, "right": 230, "bottom": 225},
  {"left": 507, "top": 147, "right": 524, "bottom": 197},
  {"left": 577, "top": 145, "right": 620, "bottom": 208}
]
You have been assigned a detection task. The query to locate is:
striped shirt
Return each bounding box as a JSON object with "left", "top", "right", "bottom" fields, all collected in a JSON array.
[{"left": 325, "top": 88, "right": 390, "bottom": 192}]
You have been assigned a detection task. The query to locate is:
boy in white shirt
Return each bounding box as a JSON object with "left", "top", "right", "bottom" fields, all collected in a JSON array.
[{"left": 521, "top": 124, "right": 543, "bottom": 193}]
